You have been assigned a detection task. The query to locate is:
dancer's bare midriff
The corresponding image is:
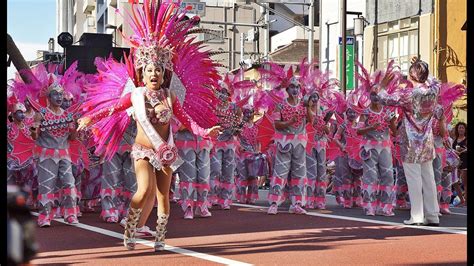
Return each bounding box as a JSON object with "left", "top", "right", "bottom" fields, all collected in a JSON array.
[{"left": 134, "top": 121, "right": 170, "bottom": 150}]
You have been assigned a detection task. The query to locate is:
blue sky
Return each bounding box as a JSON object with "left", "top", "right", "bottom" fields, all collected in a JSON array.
[{"left": 7, "top": 0, "right": 56, "bottom": 79}]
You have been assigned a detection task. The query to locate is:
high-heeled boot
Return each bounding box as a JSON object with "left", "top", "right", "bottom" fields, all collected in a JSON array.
[
  {"left": 154, "top": 213, "right": 169, "bottom": 251},
  {"left": 123, "top": 207, "right": 142, "bottom": 250}
]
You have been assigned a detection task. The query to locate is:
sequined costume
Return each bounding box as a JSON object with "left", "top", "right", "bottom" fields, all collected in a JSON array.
[
  {"left": 79, "top": 0, "right": 221, "bottom": 251},
  {"left": 359, "top": 107, "right": 396, "bottom": 216},
  {"left": 100, "top": 122, "right": 138, "bottom": 222},
  {"left": 210, "top": 102, "right": 241, "bottom": 208},
  {"left": 236, "top": 120, "right": 269, "bottom": 204},
  {"left": 305, "top": 113, "right": 329, "bottom": 209},
  {"left": 431, "top": 118, "right": 452, "bottom": 213},
  {"left": 332, "top": 120, "right": 363, "bottom": 209},
  {"left": 175, "top": 128, "right": 213, "bottom": 218},
  {"left": 268, "top": 100, "right": 308, "bottom": 207},
  {"left": 380, "top": 77, "right": 443, "bottom": 224}
]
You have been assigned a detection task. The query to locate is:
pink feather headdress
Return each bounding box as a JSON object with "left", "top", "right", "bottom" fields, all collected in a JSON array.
[
  {"left": 13, "top": 61, "right": 83, "bottom": 107},
  {"left": 116, "top": 0, "right": 220, "bottom": 128},
  {"left": 258, "top": 62, "right": 294, "bottom": 90},
  {"left": 7, "top": 86, "right": 26, "bottom": 115},
  {"left": 438, "top": 82, "right": 466, "bottom": 123},
  {"left": 351, "top": 59, "right": 404, "bottom": 111},
  {"left": 81, "top": 0, "right": 221, "bottom": 159},
  {"left": 216, "top": 69, "right": 256, "bottom": 106}
]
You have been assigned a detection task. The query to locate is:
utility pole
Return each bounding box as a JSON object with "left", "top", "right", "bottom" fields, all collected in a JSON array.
[
  {"left": 308, "top": 0, "right": 315, "bottom": 64},
  {"left": 232, "top": 4, "right": 237, "bottom": 70},
  {"left": 264, "top": 3, "right": 270, "bottom": 61},
  {"left": 7, "top": 34, "right": 38, "bottom": 85},
  {"left": 340, "top": 0, "right": 347, "bottom": 97},
  {"left": 319, "top": 0, "right": 322, "bottom": 68},
  {"left": 240, "top": 33, "right": 245, "bottom": 66}
]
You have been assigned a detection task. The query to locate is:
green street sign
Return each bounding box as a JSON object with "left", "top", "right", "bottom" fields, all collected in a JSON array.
[{"left": 339, "top": 37, "right": 354, "bottom": 90}]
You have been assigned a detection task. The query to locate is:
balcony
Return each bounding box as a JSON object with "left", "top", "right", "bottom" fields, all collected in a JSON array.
[
  {"left": 107, "top": 6, "right": 116, "bottom": 27},
  {"left": 83, "top": 0, "right": 95, "bottom": 14},
  {"left": 107, "top": 0, "right": 117, "bottom": 7}
]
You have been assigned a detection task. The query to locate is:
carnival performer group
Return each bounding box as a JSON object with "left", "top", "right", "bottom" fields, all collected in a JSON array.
[{"left": 7, "top": 0, "right": 466, "bottom": 253}]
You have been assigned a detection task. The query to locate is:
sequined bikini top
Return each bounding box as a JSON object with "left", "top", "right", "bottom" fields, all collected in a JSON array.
[{"left": 145, "top": 89, "right": 172, "bottom": 125}]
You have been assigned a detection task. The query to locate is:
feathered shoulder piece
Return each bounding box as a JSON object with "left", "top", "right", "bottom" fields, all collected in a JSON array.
[{"left": 80, "top": 56, "right": 136, "bottom": 159}]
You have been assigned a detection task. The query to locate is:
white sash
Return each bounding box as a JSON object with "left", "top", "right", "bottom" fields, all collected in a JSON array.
[{"left": 131, "top": 87, "right": 183, "bottom": 170}]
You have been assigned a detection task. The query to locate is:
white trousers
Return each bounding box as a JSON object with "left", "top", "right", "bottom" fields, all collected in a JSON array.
[{"left": 403, "top": 160, "right": 439, "bottom": 223}]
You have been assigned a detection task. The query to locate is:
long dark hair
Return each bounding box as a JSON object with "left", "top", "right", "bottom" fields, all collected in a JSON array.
[{"left": 454, "top": 122, "right": 467, "bottom": 139}]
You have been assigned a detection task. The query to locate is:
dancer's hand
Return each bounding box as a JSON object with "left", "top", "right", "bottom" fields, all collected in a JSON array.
[
  {"left": 380, "top": 72, "right": 394, "bottom": 88},
  {"left": 288, "top": 117, "right": 298, "bottom": 125},
  {"left": 77, "top": 117, "right": 91, "bottom": 131},
  {"left": 207, "top": 125, "right": 222, "bottom": 138},
  {"left": 337, "top": 142, "right": 346, "bottom": 153},
  {"left": 371, "top": 122, "right": 381, "bottom": 130}
]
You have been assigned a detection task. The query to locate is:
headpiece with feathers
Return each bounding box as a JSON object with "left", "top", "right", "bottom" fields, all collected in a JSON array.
[{"left": 81, "top": 0, "right": 221, "bottom": 159}]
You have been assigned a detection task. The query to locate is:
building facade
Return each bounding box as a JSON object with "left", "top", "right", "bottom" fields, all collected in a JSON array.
[
  {"left": 362, "top": 0, "right": 466, "bottom": 122},
  {"left": 66, "top": 0, "right": 320, "bottom": 73}
]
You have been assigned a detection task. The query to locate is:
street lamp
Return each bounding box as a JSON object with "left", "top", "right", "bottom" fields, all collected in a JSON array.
[
  {"left": 353, "top": 16, "right": 366, "bottom": 89},
  {"left": 57, "top": 32, "right": 73, "bottom": 48},
  {"left": 48, "top": 38, "right": 55, "bottom": 53},
  {"left": 354, "top": 16, "right": 365, "bottom": 36}
]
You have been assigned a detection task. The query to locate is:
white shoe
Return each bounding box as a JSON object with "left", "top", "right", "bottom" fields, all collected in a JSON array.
[
  {"left": 135, "top": 225, "right": 156, "bottom": 238},
  {"left": 288, "top": 204, "right": 307, "bottom": 214},
  {"left": 120, "top": 217, "right": 127, "bottom": 228},
  {"left": 403, "top": 219, "right": 424, "bottom": 226}
]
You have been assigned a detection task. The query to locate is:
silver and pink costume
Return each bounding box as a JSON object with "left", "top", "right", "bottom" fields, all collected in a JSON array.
[
  {"left": 359, "top": 108, "right": 395, "bottom": 215},
  {"left": 431, "top": 118, "right": 452, "bottom": 212},
  {"left": 268, "top": 100, "right": 308, "bottom": 206},
  {"left": 7, "top": 121, "right": 37, "bottom": 197},
  {"left": 236, "top": 121, "right": 268, "bottom": 203},
  {"left": 175, "top": 130, "right": 213, "bottom": 211},
  {"left": 100, "top": 123, "right": 137, "bottom": 221},
  {"left": 210, "top": 103, "right": 241, "bottom": 207},
  {"left": 332, "top": 121, "right": 363, "bottom": 208},
  {"left": 305, "top": 113, "right": 329, "bottom": 209},
  {"left": 34, "top": 107, "right": 79, "bottom": 224}
]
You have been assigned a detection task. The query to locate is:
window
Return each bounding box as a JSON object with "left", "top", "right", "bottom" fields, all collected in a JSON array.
[
  {"left": 269, "top": 3, "right": 275, "bottom": 15},
  {"left": 377, "top": 18, "right": 419, "bottom": 74}
]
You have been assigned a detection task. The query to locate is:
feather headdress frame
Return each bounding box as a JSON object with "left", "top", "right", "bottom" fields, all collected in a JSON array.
[{"left": 117, "top": 0, "right": 187, "bottom": 70}]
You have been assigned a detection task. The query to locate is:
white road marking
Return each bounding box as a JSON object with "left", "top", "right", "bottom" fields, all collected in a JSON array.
[
  {"left": 31, "top": 212, "right": 252, "bottom": 266},
  {"left": 231, "top": 203, "right": 467, "bottom": 235},
  {"left": 325, "top": 194, "right": 468, "bottom": 217},
  {"left": 448, "top": 212, "right": 467, "bottom": 216}
]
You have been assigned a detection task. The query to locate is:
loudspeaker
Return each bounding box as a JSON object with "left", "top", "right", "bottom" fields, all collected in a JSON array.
[
  {"left": 65, "top": 46, "right": 130, "bottom": 74},
  {"left": 78, "top": 33, "right": 113, "bottom": 48}
]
